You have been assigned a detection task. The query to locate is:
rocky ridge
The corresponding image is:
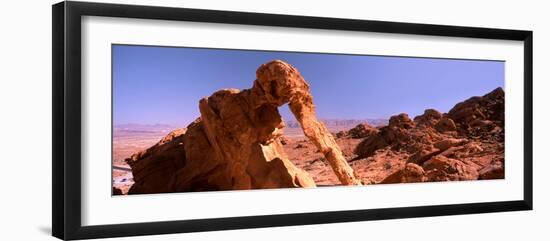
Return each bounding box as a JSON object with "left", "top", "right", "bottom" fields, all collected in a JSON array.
[{"left": 352, "top": 87, "right": 505, "bottom": 184}]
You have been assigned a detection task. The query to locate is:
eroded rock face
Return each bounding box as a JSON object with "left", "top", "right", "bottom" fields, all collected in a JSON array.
[
  {"left": 414, "top": 109, "right": 442, "bottom": 127},
  {"left": 448, "top": 87, "right": 504, "bottom": 137},
  {"left": 381, "top": 163, "right": 426, "bottom": 184},
  {"left": 126, "top": 60, "right": 361, "bottom": 194},
  {"left": 126, "top": 128, "right": 188, "bottom": 194},
  {"left": 359, "top": 87, "right": 505, "bottom": 184},
  {"left": 422, "top": 155, "right": 479, "bottom": 181},
  {"left": 354, "top": 113, "right": 433, "bottom": 159},
  {"left": 479, "top": 158, "right": 504, "bottom": 180},
  {"left": 197, "top": 86, "right": 316, "bottom": 190},
  {"left": 435, "top": 117, "right": 457, "bottom": 133}
]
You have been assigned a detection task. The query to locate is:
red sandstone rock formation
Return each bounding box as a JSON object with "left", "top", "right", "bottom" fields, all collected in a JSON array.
[
  {"left": 337, "top": 123, "right": 379, "bottom": 139},
  {"left": 281, "top": 87, "right": 505, "bottom": 186},
  {"left": 361, "top": 87, "right": 506, "bottom": 184},
  {"left": 126, "top": 128, "right": 188, "bottom": 194},
  {"left": 126, "top": 60, "right": 360, "bottom": 194}
]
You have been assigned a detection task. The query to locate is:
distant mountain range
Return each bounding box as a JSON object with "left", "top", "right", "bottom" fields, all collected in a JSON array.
[
  {"left": 114, "top": 119, "right": 388, "bottom": 141},
  {"left": 113, "top": 123, "right": 178, "bottom": 137},
  {"left": 284, "top": 118, "right": 388, "bottom": 129},
  {"left": 114, "top": 123, "right": 177, "bottom": 129},
  {"left": 115, "top": 119, "right": 389, "bottom": 131}
]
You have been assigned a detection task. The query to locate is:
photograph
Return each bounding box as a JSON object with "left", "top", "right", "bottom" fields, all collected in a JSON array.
[
  {"left": 112, "top": 45, "right": 505, "bottom": 195},
  {"left": 0, "top": 0, "right": 543, "bottom": 240}
]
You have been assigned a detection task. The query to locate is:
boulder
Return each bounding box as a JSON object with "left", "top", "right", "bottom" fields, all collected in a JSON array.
[
  {"left": 347, "top": 123, "right": 378, "bottom": 139},
  {"left": 353, "top": 129, "right": 391, "bottom": 159},
  {"left": 381, "top": 163, "right": 426, "bottom": 184},
  {"left": 354, "top": 113, "right": 434, "bottom": 159},
  {"left": 407, "top": 146, "right": 441, "bottom": 165},
  {"left": 389, "top": 113, "right": 415, "bottom": 129},
  {"left": 435, "top": 117, "right": 457, "bottom": 132},
  {"left": 433, "top": 138, "right": 467, "bottom": 151},
  {"left": 479, "top": 159, "right": 504, "bottom": 180},
  {"left": 423, "top": 155, "right": 479, "bottom": 181},
  {"left": 414, "top": 109, "right": 442, "bottom": 127}
]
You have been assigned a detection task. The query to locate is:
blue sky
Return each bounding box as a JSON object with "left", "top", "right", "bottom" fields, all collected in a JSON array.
[{"left": 112, "top": 45, "right": 504, "bottom": 126}]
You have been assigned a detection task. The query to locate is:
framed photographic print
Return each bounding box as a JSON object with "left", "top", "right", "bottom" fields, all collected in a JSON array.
[{"left": 52, "top": 1, "right": 533, "bottom": 240}]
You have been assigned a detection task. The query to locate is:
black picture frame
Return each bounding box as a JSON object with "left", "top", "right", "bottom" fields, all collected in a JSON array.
[{"left": 52, "top": 1, "right": 533, "bottom": 240}]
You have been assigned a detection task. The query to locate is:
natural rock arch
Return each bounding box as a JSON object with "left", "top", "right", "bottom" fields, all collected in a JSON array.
[
  {"left": 251, "top": 60, "right": 361, "bottom": 185},
  {"left": 127, "top": 60, "right": 361, "bottom": 194}
]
